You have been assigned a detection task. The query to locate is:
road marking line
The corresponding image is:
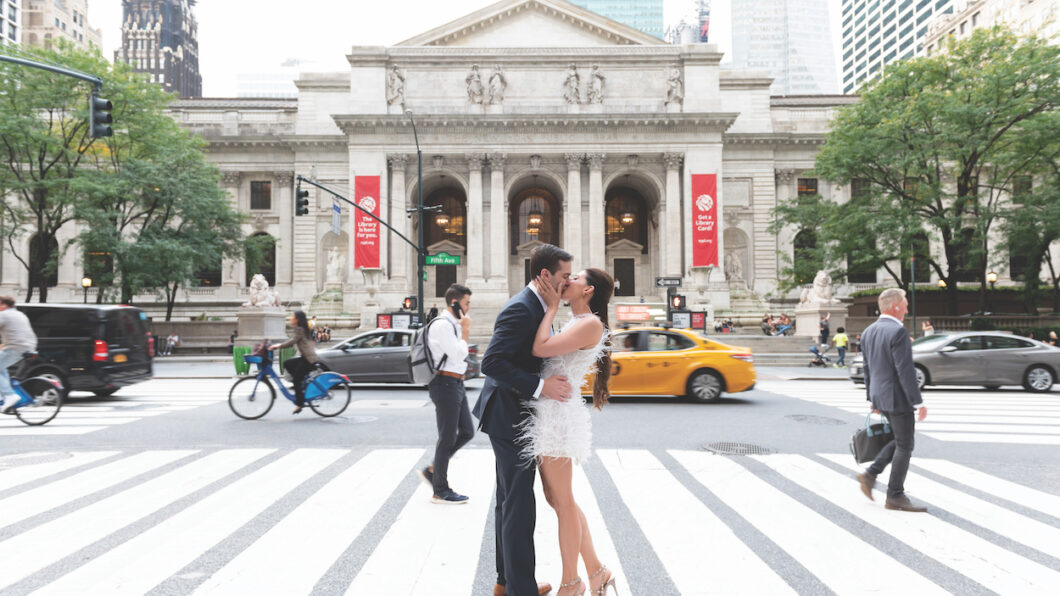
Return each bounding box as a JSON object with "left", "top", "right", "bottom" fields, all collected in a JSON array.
[
  {"left": 599, "top": 449, "right": 793, "bottom": 595},
  {"left": 344, "top": 449, "right": 495, "bottom": 596},
  {"left": 671, "top": 450, "right": 946, "bottom": 595},
  {"left": 194, "top": 449, "right": 422, "bottom": 596},
  {"left": 0, "top": 451, "right": 194, "bottom": 531},
  {"left": 820, "top": 454, "right": 1060, "bottom": 557},
  {"left": 754, "top": 454, "right": 1060, "bottom": 594},
  {"left": 914, "top": 459, "right": 1060, "bottom": 520},
  {"left": 0, "top": 449, "right": 272, "bottom": 591},
  {"left": 920, "top": 432, "right": 1060, "bottom": 445},
  {"left": 0, "top": 451, "right": 118, "bottom": 491},
  {"left": 916, "top": 423, "right": 1060, "bottom": 434},
  {"left": 0, "top": 426, "right": 108, "bottom": 436},
  {"left": 32, "top": 449, "right": 345, "bottom": 596},
  {"left": 347, "top": 399, "right": 428, "bottom": 409}
]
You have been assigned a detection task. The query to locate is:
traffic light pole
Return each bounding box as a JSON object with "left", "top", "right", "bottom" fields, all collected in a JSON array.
[{"left": 0, "top": 53, "right": 103, "bottom": 88}]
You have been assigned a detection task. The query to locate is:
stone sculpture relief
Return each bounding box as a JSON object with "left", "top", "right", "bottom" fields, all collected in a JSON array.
[
  {"left": 466, "top": 64, "right": 484, "bottom": 104},
  {"left": 799, "top": 270, "right": 839, "bottom": 306},
  {"left": 320, "top": 231, "right": 350, "bottom": 290},
  {"left": 325, "top": 246, "right": 347, "bottom": 285},
  {"left": 724, "top": 248, "right": 744, "bottom": 281},
  {"left": 666, "top": 63, "right": 684, "bottom": 105},
  {"left": 386, "top": 65, "right": 405, "bottom": 107},
  {"left": 587, "top": 65, "right": 605, "bottom": 104},
  {"left": 488, "top": 65, "right": 506, "bottom": 105},
  {"left": 242, "top": 274, "right": 281, "bottom": 308},
  {"left": 563, "top": 64, "right": 581, "bottom": 104}
]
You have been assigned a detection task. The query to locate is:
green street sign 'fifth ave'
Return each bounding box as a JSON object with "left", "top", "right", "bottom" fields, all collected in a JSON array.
[{"left": 425, "top": 252, "right": 461, "bottom": 266}]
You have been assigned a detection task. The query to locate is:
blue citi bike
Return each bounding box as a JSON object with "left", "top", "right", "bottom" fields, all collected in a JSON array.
[
  {"left": 228, "top": 352, "right": 351, "bottom": 419},
  {"left": 0, "top": 352, "right": 65, "bottom": 426}
]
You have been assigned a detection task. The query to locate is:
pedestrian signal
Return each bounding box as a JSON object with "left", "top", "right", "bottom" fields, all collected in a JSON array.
[
  {"left": 89, "top": 92, "right": 113, "bottom": 138},
  {"left": 295, "top": 188, "right": 310, "bottom": 216},
  {"left": 402, "top": 296, "right": 417, "bottom": 311},
  {"left": 669, "top": 294, "right": 686, "bottom": 310}
]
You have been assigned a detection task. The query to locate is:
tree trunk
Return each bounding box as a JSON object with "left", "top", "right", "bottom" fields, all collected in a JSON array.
[
  {"left": 165, "top": 283, "right": 178, "bottom": 322},
  {"left": 946, "top": 281, "right": 959, "bottom": 315}
]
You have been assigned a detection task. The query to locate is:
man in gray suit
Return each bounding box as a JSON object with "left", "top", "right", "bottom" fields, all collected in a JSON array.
[{"left": 856, "top": 288, "right": 929, "bottom": 512}]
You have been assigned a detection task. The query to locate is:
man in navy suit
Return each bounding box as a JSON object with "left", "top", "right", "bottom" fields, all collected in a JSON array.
[
  {"left": 474, "top": 244, "right": 573, "bottom": 596},
  {"left": 857, "top": 288, "right": 929, "bottom": 512}
]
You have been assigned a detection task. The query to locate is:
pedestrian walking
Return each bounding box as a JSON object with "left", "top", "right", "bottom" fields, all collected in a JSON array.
[
  {"left": 426, "top": 304, "right": 439, "bottom": 323},
  {"left": 833, "top": 327, "right": 849, "bottom": 367},
  {"left": 419, "top": 284, "right": 476, "bottom": 504},
  {"left": 856, "top": 288, "right": 929, "bottom": 512},
  {"left": 819, "top": 312, "right": 831, "bottom": 346}
]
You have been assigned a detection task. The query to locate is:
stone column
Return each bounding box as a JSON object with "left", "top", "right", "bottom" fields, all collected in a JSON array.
[
  {"left": 564, "top": 153, "right": 584, "bottom": 258},
  {"left": 221, "top": 171, "right": 244, "bottom": 287},
  {"left": 488, "top": 153, "right": 507, "bottom": 284},
  {"left": 466, "top": 154, "right": 485, "bottom": 284},
  {"left": 388, "top": 155, "right": 409, "bottom": 285},
  {"left": 56, "top": 221, "right": 79, "bottom": 291},
  {"left": 275, "top": 172, "right": 294, "bottom": 288},
  {"left": 664, "top": 153, "right": 683, "bottom": 277},
  {"left": 587, "top": 153, "right": 606, "bottom": 270},
  {"left": 772, "top": 169, "right": 795, "bottom": 283}
]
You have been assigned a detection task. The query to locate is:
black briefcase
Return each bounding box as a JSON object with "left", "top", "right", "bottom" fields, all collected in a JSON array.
[{"left": 850, "top": 413, "right": 894, "bottom": 464}]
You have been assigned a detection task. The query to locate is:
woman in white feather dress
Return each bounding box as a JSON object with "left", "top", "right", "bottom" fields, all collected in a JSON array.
[{"left": 519, "top": 268, "right": 618, "bottom": 596}]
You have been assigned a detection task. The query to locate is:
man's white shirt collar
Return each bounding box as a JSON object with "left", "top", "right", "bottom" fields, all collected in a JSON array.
[
  {"left": 879, "top": 314, "right": 903, "bottom": 325},
  {"left": 527, "top": 282, "right": 548, "bottom": 313},
  {"left": 440, "top": 309, "right": 459, "bottom": 324}
]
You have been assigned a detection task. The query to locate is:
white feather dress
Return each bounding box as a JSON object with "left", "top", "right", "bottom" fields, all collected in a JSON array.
[{"left": 517, "top": 314, "right": 610, "bottom": 464}]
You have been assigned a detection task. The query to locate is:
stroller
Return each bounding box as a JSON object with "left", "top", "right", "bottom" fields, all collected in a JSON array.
[{"left": 808, "top": 344, "right": 832, "bottom": 368}]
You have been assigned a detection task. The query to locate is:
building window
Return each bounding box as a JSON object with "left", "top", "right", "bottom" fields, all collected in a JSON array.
[
  {"left": 510, "top": 188, "right": 559, "bottom": 252},
  {"left": 972, "top": 12, "right": 979, "bottom": 27},
  {"left": 797, "top": 178, "right": 818, "bottom": 196},
  {"left": 604, "top": 189, "right": 648, "bottom": 251},
  {"left": 425, "top": 189, "right": 467, "bottom": 247},
  {"left": 245, "top": 233, "right": 276, "bottom": 287},
  {"left": 250, "top": 181, "right": 272, "bottom": 210},
  {"left": 793, "top": 230, "right": 819, "bottom": 285}
]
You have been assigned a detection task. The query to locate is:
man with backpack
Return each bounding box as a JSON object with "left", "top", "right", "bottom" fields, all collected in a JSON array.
[{"left": 417, "top": 283, "right": 475, "bottom": 504}]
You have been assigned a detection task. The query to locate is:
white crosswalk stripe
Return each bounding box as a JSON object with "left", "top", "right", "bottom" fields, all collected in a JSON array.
[
  {"left": 759, "top": 380, "right": 1060, "bottom": 445},
  {"left": 0, "top": 448, "right": 1055, "bottom": 595},
  {"left": 0, "top": 379, "right": 230, "bottom": 436}
]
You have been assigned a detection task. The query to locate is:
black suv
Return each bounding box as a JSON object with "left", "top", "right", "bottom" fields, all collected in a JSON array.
[{"left": 13, "top": 304, "right": 154, "bottom": 397}]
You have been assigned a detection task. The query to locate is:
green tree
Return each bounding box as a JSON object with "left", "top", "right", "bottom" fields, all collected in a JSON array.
[{"left": 773, "top": 27, "right": 1060, "bottom": 313}]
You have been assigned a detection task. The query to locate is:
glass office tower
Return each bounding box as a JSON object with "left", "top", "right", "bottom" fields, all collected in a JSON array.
[{"left": 568, "top": 0, "right": 666, "bottom": 39}]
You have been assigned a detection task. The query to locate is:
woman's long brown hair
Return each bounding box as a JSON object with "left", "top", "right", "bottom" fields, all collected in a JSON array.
[{"left": 583, "top": 268, "right": 614, "bottom": 410}]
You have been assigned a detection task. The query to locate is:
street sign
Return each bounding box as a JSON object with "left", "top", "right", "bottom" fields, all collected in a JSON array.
[
  {"left": 655, "top": 277, "right": 682, "bottom": 288},
  {"left": 391, "top": 313, "right": 412, "bottom": 330},
  {"left": 691, "top": 312, "right": 707, "bottom": 330},
  {"left": 331, "top": 202, "right": 341, "bottom": 236},
  {"left": 671, "top": 311, "right": 692, "bottom": 329},
  {"left": 376, "top": 314, "right": 392, "bottom": 329},
  {"left": 425, "top": 252, "right": 461, "bottom": 266}
]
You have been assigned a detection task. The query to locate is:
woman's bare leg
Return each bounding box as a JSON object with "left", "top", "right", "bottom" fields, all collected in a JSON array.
[
  {"left": 540, "top": 457, "right": 584, "bottom": 594},
  {"left": 576, "top": 505, "right": 610, "bottom": 590}
]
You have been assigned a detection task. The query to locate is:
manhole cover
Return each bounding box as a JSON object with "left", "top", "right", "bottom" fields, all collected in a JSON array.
[
  {"left": 0, "top": 451, "right": 74, "bottom": 468},
  {"left": 702, "top": 442, "right": 774, "bottom": 456},
  {"left": 786, "top": 414, "right": 847, "bottom": 426}
]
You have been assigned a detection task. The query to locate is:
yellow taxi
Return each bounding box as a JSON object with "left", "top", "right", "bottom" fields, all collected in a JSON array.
[{"left": 584, "top": 326, "right": 756, "bottom": 402}]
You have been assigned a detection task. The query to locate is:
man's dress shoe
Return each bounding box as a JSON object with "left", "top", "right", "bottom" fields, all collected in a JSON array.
[
  {"left": 885, "top": 495, "right": 928, "bottom": 512},
  {"left": 493, "top": 581, "right": 552, "bottom": 595}
]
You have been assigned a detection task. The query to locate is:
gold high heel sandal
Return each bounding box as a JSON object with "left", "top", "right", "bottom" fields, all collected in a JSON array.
[
  {"left": 558, "top": 576, "right": 584, "bottom": 596},
  {"left": 589, "top": 565, "right": 618, "bottom": 595}
]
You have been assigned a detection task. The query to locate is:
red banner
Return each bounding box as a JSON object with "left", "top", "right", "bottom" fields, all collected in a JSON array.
[
  {"left": 691, "top": 174, "right": 718, "bottom": 267},
  {"left": 354, "top": 176, "right": 380, "bottom": 269}
]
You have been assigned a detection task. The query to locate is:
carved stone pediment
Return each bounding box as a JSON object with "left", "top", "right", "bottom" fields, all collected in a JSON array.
[
  {"left": 395, "top": 0, "right": 665, "bottom": 48},
  {"left": 427, "top": 239, "right": 466, "bottom": 255},
  {"left": 516, "top": 239, "right": 546, "bottom": 253},
  {"left": 605, "top": 238, "right": 644, "bottom": 254}
]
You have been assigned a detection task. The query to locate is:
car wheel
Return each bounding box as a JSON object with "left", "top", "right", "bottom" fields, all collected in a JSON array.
[
  {"left": 1023, "top": 365, "right": 1055, "bottom": 393},
  {"left": 914, "top": 366, "right": 928, "bottom": 391},
  {"left": 687, "top": 370, "right": 723, "bottom": 403},
  {"left": 26, "top": 367, "right": 69, "bottom": 398}
]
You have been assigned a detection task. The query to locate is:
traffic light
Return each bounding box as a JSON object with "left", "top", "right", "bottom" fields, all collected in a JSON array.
[
  {"left": 669, "top": 294, "right": 686, "bottom": 310},
  {"left": 402, "top": 296, "right": 417, "bottom": 311},
  {"left": 295, "top": 187, "right": 310, "bottom": 216},
  {"left": 89, "top": 91, "right": 113, "bottom": 138}
]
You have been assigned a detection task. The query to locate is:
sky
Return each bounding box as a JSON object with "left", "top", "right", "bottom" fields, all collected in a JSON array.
[{"left": 91, "top": 0, "right": 843, "bottom": 97}]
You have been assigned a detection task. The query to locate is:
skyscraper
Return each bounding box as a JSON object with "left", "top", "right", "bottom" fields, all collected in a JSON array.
[
  {"left": 114, "top": 0, "right": 201, "bottom": 97},
  {"left": 568, "top": 0, "right": 665, "bottom": 39},
  {"left": 730, "top": 0, "right": 838, "bottom": 95},
  {"left": 21, "top": 0, "right": 103, "bottom": 51},
  {"left": 840, "top": 0, "right": 955, "bottom": 94}
]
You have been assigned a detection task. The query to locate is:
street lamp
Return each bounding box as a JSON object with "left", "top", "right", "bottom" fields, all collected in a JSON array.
[
  {"left": 405, "top": 108, "right": 426, "bottom": 325},
  {"left": 81, "top": 276, "right": 92, "bottom": 304},
  {"left": 937, "top": 279, "right": 947, "bottom": 288}
]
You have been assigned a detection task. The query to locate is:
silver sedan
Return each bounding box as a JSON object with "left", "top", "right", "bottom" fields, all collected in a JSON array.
[
  {"left": 849, "top": 331, "right": 1060, "bottom": 392},
  {"left": 316, "top": 329, "right": 480, "bottom": 384}
]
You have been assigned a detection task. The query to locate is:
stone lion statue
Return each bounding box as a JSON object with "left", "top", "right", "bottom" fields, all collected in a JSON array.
[
  {"left": 242, "top": 274, "right": 281, "bottom": 308},
  {"left": 799, "top": 270, "right": 838, "bottom": 306}
]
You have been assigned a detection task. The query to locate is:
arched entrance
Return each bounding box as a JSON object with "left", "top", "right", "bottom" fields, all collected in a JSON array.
[
  {"left": 604, "top": 181, "right": 653, "bottom": 298},
  {"left": 245, "top": 232, "right": 276, "bottom": 287},
  {"left": 507, "top": 172, "right": 564, "bottom": 295},
  {"left": 723, "top": 227, "right": 751, "bottom": 285},
  {"left": 415, "top": 185, "right": 468, "bottom": 298}
]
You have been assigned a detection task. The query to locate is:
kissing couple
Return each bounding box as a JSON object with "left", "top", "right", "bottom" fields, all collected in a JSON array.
[{"left": 473, "top": 244, "right": 619, "bottom": 596}]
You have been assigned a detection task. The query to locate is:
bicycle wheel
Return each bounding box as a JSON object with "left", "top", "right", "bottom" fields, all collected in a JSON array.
[
  {"left": 228, "top": 377, "right": 276, "bottom": 420},
  {"left": 14, "top": 377, "right": 64, "bottom": 426},
  {"left": 306, "top": 373, "right": 351, "bottom": 417}
]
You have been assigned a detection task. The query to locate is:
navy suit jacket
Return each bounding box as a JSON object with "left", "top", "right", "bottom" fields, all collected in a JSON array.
[
  {"left": 862, "top": 316, "right": 923, "bottom": 413},
  {"left": 472, "top": 287, "right": 544, "bottom": 441}
]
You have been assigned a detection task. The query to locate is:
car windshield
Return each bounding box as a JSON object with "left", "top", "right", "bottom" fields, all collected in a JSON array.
[{"left": 912, "top": 334, "right": 952, "bottom": 352}]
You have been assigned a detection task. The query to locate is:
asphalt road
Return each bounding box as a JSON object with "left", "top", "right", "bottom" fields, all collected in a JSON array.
[{"left": 1, "top": 363, "right": 1057, "bottom": 595}]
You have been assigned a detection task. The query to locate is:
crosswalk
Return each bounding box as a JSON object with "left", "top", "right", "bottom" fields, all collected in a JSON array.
[
  {"left": 762, "top": 380, "right": 1060, "bottom": 445},
  {"left": 0, "top": 447, "right": 1057, "bottom": 595},
  {"left": 0, "top": 380, "right": 227, "bottom": 436}
]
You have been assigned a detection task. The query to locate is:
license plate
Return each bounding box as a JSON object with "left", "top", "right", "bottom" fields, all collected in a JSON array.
[{"left": 114, "top": 354, "right": 127, "bottom": 363}]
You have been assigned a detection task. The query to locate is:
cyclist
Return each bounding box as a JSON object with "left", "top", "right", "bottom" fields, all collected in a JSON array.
[
  {"left": 0, "top": 295, "right": 38, "bottom": 414},
  {"left": 268, "top": 310, "right": 319, "bottom": 414}
]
